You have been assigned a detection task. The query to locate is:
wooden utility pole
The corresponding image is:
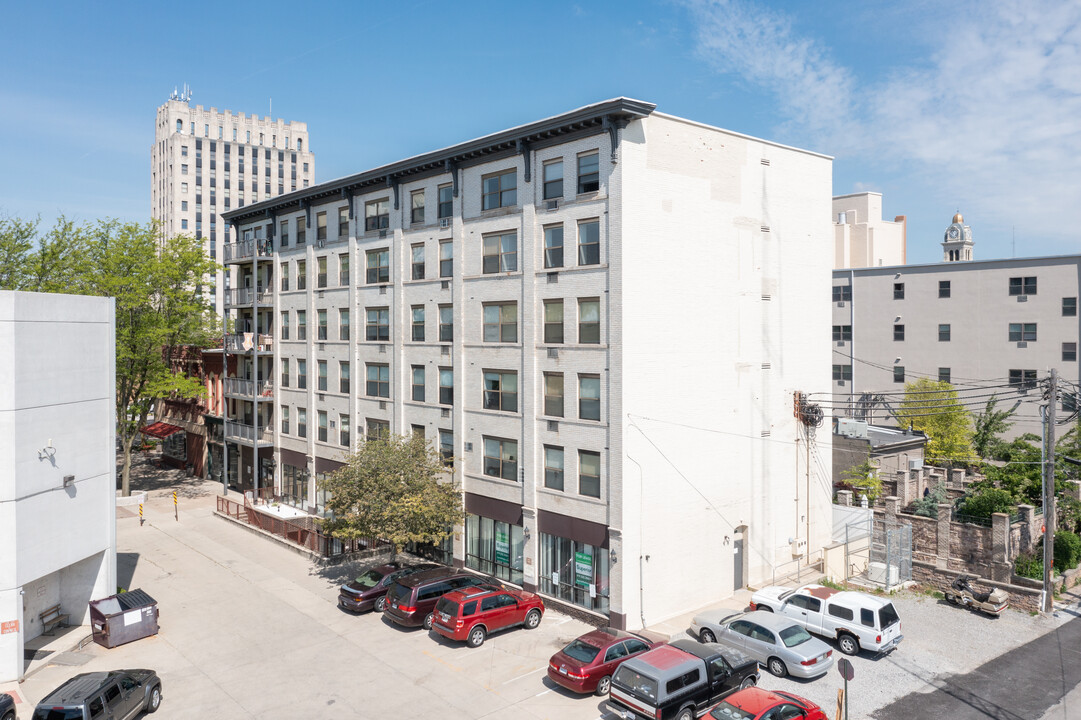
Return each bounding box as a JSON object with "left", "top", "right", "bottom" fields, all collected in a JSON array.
[{"left": 1043, "top": 368, "right": 1058, "bottom": 613}]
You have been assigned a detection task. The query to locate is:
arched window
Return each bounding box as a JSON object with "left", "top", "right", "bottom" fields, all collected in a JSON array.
[
  {"left": 297, "top": 138, "right": 303, "bottom": 152},
  {"left": 176, "top": 119, "right": 182, "bottom": 132}
]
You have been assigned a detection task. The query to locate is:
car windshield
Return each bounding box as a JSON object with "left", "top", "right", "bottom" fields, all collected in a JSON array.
[
  {"left": 779, "top": 624, "right": 813, "bottom": 648},
  {"left": 562, "top": 639, "right": 601, "bottom": 663},
  {"left": 435, "top": 597, "right": 458, "bottom": 616},
  {"left": 709, "top": 702, "right": 754, "bottom": 720},
  {"left": 33, "top": 709, "right": 84, "bottom": 720},
  {"left": 353, "top": 569, "right": 385, "bottom": 589},
  {"left": 879, "top": 603, "right": 900, "bottom": 629},
  {"left": 613, "top": 665, "right": 658, "bottom": 702}
]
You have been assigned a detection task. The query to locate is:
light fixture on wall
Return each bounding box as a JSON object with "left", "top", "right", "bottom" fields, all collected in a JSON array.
[
  {"left": 610, "top": 548, "right": 618, "bottom": 564},
  {"left": 523, "top": 526, "right": 531, "bottom": 541},
  {"left": 38, "top": 439, "right": 56, "bottom": 461}
]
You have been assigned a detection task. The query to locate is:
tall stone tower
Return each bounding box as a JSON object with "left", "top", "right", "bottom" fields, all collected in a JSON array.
[{"left": 942, "top": 212, "right": 973, "bottom": 262}]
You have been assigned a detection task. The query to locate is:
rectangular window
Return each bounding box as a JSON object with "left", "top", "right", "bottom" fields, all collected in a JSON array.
[
  {"left": 544, "top": 373, "right": 564, "bottom": 417},
  {"left": 366, "top": 419, "right": 389, "bottom": 440},
  {"left": 939, "top": 324, "right": 951, "bottom": 341},
  {"left": 1065, "top": 342, "right": 1077, "bottom": 362},
  {"left": 438, "top": 184, "right": 453, "bottom": 219},
  {"left": 281, "top": 358, "right": 290, "bottom": 387},
  {"left": 578, "top": 220, "right": 600, "bottom": 265},
  {"left": 577, "top": 152, "right": 599, "bottom": 193},
  {"left": 544, "top": 300, "right": 564, "bottom": 344},
  {"left": 412, "top": 305, "right": 425, "bottom": 341},
  {"left": 832, "top": 364, "right": 852, "bottom": 381},
  {"left": 1065, "top": 394, "right": 1078, "bottom": 413},
  {"left": 439, "top": 429, "right": 453, "bottom": 466},
  {"left": 297, "top": 360, "right": 307, "bottom": 389},
  {"left": 280, "top": 219, "right": 289, "bottom": 247},
  {"left": 296, "top": 216, "right": 306, "bottom": 244},
  {"left": 579, "top": 450, "right": 601, "bottom": 498},
  {"left": 544, "top": 225, "right": 564, "bottom": 268},
  {"left": 411, "top": 244, "right": 425, "bottom": 280},
  {"left": 318, "top": 411, "right": 328, "bottom": 442},
  {"left": 280, "top": 311, "right": 289, "bottom": 340},
  {"left": 939, "top": 280, "right": 951, "bottom": 298},
  {"left": 832, "top": 325, "right": 852, "bottom": 342},
  {"left": 412, "top": 365, "right": 425, "bottom": 402},
  {"left": 365, "top": 199, "right": 390, "bottom": 231},
  {"left": 893, "top": 282, "right": 905, "bottom": 299},
  {"left": 181, "top": 164, "right": 188, "bottom": 175},
  {"left": 411, "top": 189, "right": 425, "bottom": 224},
  {"left": 340, "top": 415, "right": 350, "bottom": 447},
  {"left": 439, "top": 367, "right": 453, "bottom": 405},
  {"left": 893, "top": 324, "right": 905, "bottom": 341},
  {"left": 1009, "top": 276, "right": 1038, "bottom": 295},
  {"left": 439, "top": 240, "right": 452, "bottom": 278},
  {"left": 833, "top": 285, "right": 852, "bottom": 302},
  {"left": 296, "top": 310, "right": 307, "bottom": 341},
  {"left": 317, "top": 256, "right": 327, "bottom": 288},
  {"left": 482, "top": 302, "right": 517, "bottom": 343},
  {"left": 366, "top": 307, "right": 389, "bottom": 341},
  {"left": 338, "top": 207, "right": 349, "bottom": 239},
  {"left": 1065, "top": 298, "right": 1077, "bottom": 317},
  {"left": 339, "top": 309, "right": 350, "bottom": 341},
  {"left": 340, "top": 361, "right": 350, "bottom": 393},
  {"left": 281, "top": 406, "right": 290, "bottom": 434},
  {"left": 1008, "top": 323, "right": 1038, "bottom": 342},
  {"left": 1009, "top": 369, "right": 1038, "bottom": 387},
  {"left": 366, "top": 249, "right": 390, "bottom": 284},
  {"left": 298, "top": 408, "right": 307, "bottom": 438},
  {"left": 544, "top": 446, "right": 564, "bottom": 491},
  {"left": 483, "top": 437, "right": 518, "bottom": 481},
  {"left": 483, "top": 370, "right": 518, "bottom": 413},
  {"left": 296, "top": 260, "right": 307, "bottom": 290},
  {"left": 481, "top": 169, "right": 517, "bottom": 210},
  {"left": 316, "top": 211, "right": 327, "bottom": 241},
  {"left": 482, "top": 232, "right": 517, "bottom": 273},
  {"left": 893, "top": 366, "right": 905, "bottom": 383},
  {"left": 318, "top": 309, "right": 328, "bottom": 340},
  {"left": 318, "top": 360, "right": 328, "bottom": 391},
  {"left": 366, "top": 363, "right": 390, "bottom": 398},
  {"left": 579, "top": 299, "right": 600, "bottom": 344},
  {"left": 339, "top": 253, "right": 349, "bottom": 285},
  {"left": 438, "top": 304, "right": 453, "bottom": 342},
  {"left": 579, "top": 374, "right": 601, "bottom": 421},
  {"left": 543, "top": 159, "right": 564, "bottom": 200}
]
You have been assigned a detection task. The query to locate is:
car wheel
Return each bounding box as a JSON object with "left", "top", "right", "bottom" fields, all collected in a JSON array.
[
  {"left": 594, "top": 675, "right": 612, "bottom": 696},
  {"left": 838, "top": 633, "right": 860, "bottom": 656},
  {"left": 374, "top": 596, "right": 387, "bottom": 613},
  {"left": 676, "top": 707, "right": 694, "bottom": 720},
  {"left": 147, "top": 684, "right": 162, "bottom": 713},
  {"left": 767, "top": 657, "right": 788, "bottom": 678},
  {"left": 700, "top": 628, "right": 717, "bottom": 644},
  {"left": 3, "top": 711, "right": 15, "bottom": 720},
  {"left": 423, "top": 613, "right": 434, "bottom": 631},
  {"left": 739, "top": 675, "right": 756, "bottom": 690},
  {"left": 468, "top": 626, "right": 487, "bottom": 648},
  {"left": 524, "top": 609, "right": 542, "bottom": 629}
]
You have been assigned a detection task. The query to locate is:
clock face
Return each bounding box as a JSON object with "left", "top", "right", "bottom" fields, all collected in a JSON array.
[{"left": 948, "top": 227, "right": 959, "bottom": 239}]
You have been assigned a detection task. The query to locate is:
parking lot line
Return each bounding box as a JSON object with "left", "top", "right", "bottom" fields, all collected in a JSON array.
[{"left": 503, "top": 666, "right": 546, "bottom": 685}]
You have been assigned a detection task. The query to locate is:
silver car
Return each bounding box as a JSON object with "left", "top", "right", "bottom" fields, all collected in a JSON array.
[{"left": 689, "top": 609, "right": 835, "bottom": 679}]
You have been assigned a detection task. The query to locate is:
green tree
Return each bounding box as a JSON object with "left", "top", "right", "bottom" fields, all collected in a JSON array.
[
  {"left": 971, "top": 396, "right": 1015, "bottom": 459},
  {"left": 980, "top": 433, "right": 1043, "bottom": 505},
  {"left": 319, "top": 432, "right": 463, "bottom": 551},
  {"left": 840, "top": 455, "right": 882, "bottom": 503},
  {"left": 957, "top": 486, "right": 1015, "bottom": 519},
  {"left": 894, "top": 378, "right": 975, "bottom": 466},
  {"left": 0, "top": 215, "right": 91, "bottom": 293}
]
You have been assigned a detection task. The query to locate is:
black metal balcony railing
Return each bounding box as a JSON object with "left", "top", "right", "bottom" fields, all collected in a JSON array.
[{"left": 224, "top": 238, "right": 273, "bottom": 262}]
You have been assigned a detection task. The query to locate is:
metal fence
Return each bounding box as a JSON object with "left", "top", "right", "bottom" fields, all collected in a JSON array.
[{"left": 867, "top": 519, "right": 912, "bottom": 591}]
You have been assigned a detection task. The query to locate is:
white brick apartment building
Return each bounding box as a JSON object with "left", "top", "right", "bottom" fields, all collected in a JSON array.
[
  {"left": 151, "top": 93, "right": 314, "bottom": 316},
  {"left": 221, "top": 98, "right": 834, "bottom": 629}
]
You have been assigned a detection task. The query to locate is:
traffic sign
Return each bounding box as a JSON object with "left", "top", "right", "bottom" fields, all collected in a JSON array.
[{"left": 837, "top": 658, "right": 854, "bottom": 681}]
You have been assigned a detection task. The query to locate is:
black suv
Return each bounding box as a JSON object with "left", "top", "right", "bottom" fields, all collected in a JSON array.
[
  {"left": 383, "top": 568, "right": 500, "bottom": 630},
  {"left": 32, "top": 669, "right": 161, "bottom": 720}
]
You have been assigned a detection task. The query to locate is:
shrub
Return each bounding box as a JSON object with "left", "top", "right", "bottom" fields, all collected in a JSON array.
[
  {"left": 1014, "top": 552, "right": 1043, "bottom": 580},
  {"left": 957, "top": 487, "right": 1015, "bottom": 520},
  {"left": 912, "top": 482, "right": 949, "bottom": 518},
  {"left": 1054, "top": 530, "right": 1081, "bottom": 572}
]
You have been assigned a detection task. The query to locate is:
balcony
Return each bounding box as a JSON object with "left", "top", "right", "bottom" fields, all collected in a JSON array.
[
  {"left": 224, "top": 377, "right": 275, "bottom": 399},
  {"left": 225, "top": 333, "right": 273, "bottom": 353},
  {"left": 225, "top": 287, "right": 274, "bottom": 307},
  {"left": 224, "top": 238, "right": 274, "bottom": 264},
  {"left": 225, "top": 420, "right": 274, "bottom": 446}
]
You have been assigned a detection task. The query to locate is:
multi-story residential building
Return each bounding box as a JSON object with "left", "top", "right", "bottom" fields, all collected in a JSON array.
[
  {"left": 151, "top": 91, "right": 314, "bottom": 316},
  {"left": 221, "top": 98, "right": 834, "bottom": 629},
  {"left": 833, "top": 192, "right": 906, "bottom": 269},
  {"left": 832, "top": 215, "right": 1079, "bottom": 439}
]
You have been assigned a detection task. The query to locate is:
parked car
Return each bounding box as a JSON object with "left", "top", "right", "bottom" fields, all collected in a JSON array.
[
  {"left": 32, "top": 669, "right": 161, "bottom": 720},
  {"left": 383, "top": 568, "right": 495, "bottom": 629},
  {"left": 750, "top": 583, "right": 902, "bottom": 656},
  {"left": 691, "top": 609, "right": 834, "bottom": 679},
  {"left": 708, "top": 686, "right": 827, "bottom": 720},
  {"left": 548, "top": 628, "right": 660, "bottom": 696},
  {"left": 338, "top": 561, "right": 438, "bottom": 613},
  {"left": 430, "top": 585, "right": 544, "bottom": 647},
  {"left": 608, "top": 638, "right": 759, "bottom": 720},
  {"left": 1, "top": 691, "right": 15, "bottom": 720}
]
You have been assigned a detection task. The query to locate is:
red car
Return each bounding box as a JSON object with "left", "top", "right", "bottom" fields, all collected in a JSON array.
[
  {"left": 430, "top": 585, "right": 544, "bottom": 647},
  {"left": 709, "top": 686, "right": 827, "bottom": 720},
  {"left": 548, "top": 627, "right": 659, "bottom": 696}
]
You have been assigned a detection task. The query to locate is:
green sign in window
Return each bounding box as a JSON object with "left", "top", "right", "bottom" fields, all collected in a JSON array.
[
  {"left": 574, "top": 551, "right": 593, "bottom": 588},
  {"left": 495, "top": 530, "right": 509, "bottom": 566}
]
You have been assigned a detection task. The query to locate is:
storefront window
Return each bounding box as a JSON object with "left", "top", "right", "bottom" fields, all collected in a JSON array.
[
  {"left": 538, "top": 532, "right": 609, "bottom": 615},
  {"left": 162, "top": 432, "right": 186, "bottom": 461},
  {"left": 466, "top": 514, "right": 524, "bottom": 586},
  {"left": 406, "top": 533, "right": 453, "bottom": 566},
  {"left": 314, "top": 472, "right": 333, "bottom": 517},
  {"left": 282, "top": 462, "right": 308, "bottom": 509}
]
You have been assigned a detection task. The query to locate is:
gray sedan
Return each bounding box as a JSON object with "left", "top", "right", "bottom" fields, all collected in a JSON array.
[{"left": 689, "top": 609, "right": 835, "bottom": 679}]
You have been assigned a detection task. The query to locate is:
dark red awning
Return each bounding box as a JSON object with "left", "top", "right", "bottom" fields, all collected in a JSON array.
[{"left": 141, "top": 422, "right": 183, "bottom": 439}]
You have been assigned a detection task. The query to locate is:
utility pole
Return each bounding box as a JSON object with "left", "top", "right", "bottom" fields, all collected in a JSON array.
[{"left": 1042, "top": 368, "right": 1058, "bottom": 613}]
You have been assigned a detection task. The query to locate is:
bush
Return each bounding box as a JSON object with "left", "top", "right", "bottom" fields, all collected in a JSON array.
[
  {"left": 912, "top": 483, "right": 949, "bottom": 518},
  {"left": 1015, "top": 552, "right": 1043, "bottom": 580},
  {"left": 957, "top": 487, "right": 1015, "bottom": 520},
  {"left": 1054, "top": 530, "right": 1081, "bottom": 572}
]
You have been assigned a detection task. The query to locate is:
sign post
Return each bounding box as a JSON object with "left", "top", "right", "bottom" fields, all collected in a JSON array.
[
  {"left": 173, "top": 490, "right": 178, "bottom": 522},
  {"left": 837, "top": 658, "right": 854, "bottom": 720},
  {"left": 139, "top": 503, "right": 143, "bottom": 527}
]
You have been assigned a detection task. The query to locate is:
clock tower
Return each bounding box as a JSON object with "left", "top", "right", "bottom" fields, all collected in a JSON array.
[{"left": 942, "top": 212, "right": 973, "bottom": 262}]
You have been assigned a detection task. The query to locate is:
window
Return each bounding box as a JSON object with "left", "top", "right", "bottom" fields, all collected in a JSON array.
[
  {"left": 411, "top": 189, "right": 425, "bottom": 224},
  {"left": 181, "top": 219, "right": 188, "bottom": 230},
  {"left": 482, "top": 232, "right": 517, "bottom": 273},
  {"left": 366, "top": 307, "right": 389, "bottom": 341},
  {"left": 181, "top": 200, "right": 188, "bottom": 211},
  {"left": 579, "top": 374, "right": 601, "bottom": 420},
  {"left": 340, "top": 415, "right": 350, "bottom": 447},
  {"left": 1008, "top": 323, "right": 1037, "bottom": 342},
  {"left": 317, "top": 309, "right": 328, "bottom": 340},
  {"left": 438, "top": 184, "right": 453, "bottom": 218},
  {"left": 1065, "top": 298, "right": 1078, "bottom": 317},
  {"left": 577, "top": 451, "right": 602, "bottom": 498},
  {"left": 544, "top": 373, "right": 564, "bottom": 417},
  {"left": 278, "top": 311, "right": 290, "bottom": 342},
  {"left": 339, "top": 309, "right": 350, "bottom": 340},
  {"left": 296, "top": 260, "right": 307, "bottom": 290},
  {"left": 483, "top": 302, "right": 517, "bottom": 343},
  {"left": 1065, "top": 342, "right": 1077, "bottom": 362},
  {"left": 939, "top": 280, "right": 951, "bottom": 298},
  {"left": 544, "top": 225, "right": 564, "bottom": 268},
  {"left": 176, "top": 119, "right": 182, "bottom": 132},
  {"left": 832, "top": 325, "right": 852, "bottom": 342},
  {"left": 340, "top": 361, "right": 350, "bottom": 393},
  {"left": 318, "top": 360, "right": 328, "bottom": 391},
  {"left": 893, "top": 282, "right": 905, "bottom": 299},
  {"left": 579, "top": 299, "right": 600, "bottom": 344},
  {"left": 893, "top": 324, "right": 905, "bottom": 341},
  {"left": 1010, "top": 369, "right": 1038, "bottom": 387},
  {"left": 543, "top": 159, "right": 563, "bottom": 200},
  {"left": 439, "top": 240, "right": 452, "bottom": 278},
  {"left": 338, "top": 207, "right": 349, "bottom": 239},
  {"left": 281, "top": 406, "right": 290, "bottom": 434},
  {"left": 412, "top": 365, "right": 425, "bottom": 402},
  {"left": 577, "top": 152, "right": 599, "bottom": 193},
  {"left": 828, "top": 604, "right": 854, "bottom": 621},
  {"left": 297, "top": 360, "right": 307, "bottom": 389},
  {"left": 939, "top": 324, "right": 951, "bottom": 341},
  {"left": 412, "top": 424, "right": 425, "bottom": 439},
  {"left": 544, "top": 300, "right": 564, "bottom": 344},
  {"left": 578, "top": 220, "right": 600, "bottom": 265},
  {"left": 296, "top": 216, "right": 306, "bottom": 244},
  {"left": 440, "top": 429, "right": 454, "bottom": 466},
  {"left": 281, "top": 358, "right": 289, "bottom": 387},
  {"left": 544, "top": 446, "right": 564, "bottom": 491},
  {"left": 339, "top": 253, "right": 349, "bottom": 285},
  {"left": 365, "top": 199, "right": 390, "bottom": 231},
  {"left": 439, "top": 367, "right": 453, "bottom": 405},
  {"left": 280, "top": 219, "right": 290, "bottom": 247},
  {"left": 296, "top": 310, "right": 307, "bottom": 340},
  {"left": 483, "top": 370, "right": 518, "bottom": 413},
  {"left": 181, "top": 163, "right": 189, "bottom": 175},
  {"left": 297, "top": 408, "right": 307, "bottom": 437},
  {"left": 833, "top": 364, "right": 852, "bottom": 381},
  {"left": 317, "top": 257, "right": 327, "bottom": 288},
  {"left": 316, "top": 211, "right": 327, "bottom": 241},
  {"left": 366, "top": 249, "right": 389, "bottom": 284},
  {"left": 439, "top": 304, "right": 453, "bottom": 342},
  {"left": 1009, "top": 276, "right": 1037, "bottom": 296},
  {"left": 365, "top": 418, "right": 389, "bottom": 440},
  {"left": 893, "top": 366, "right": 905, "bottom": 383},
  {"left": 366, "top": 363, "right": 390, "bottom": 398},
  {"left": 483, "top": 437, "right": 518, "bottom": 481},
  {"left": 481, "top": 169, "right": 517, "bottom": 210},
  {"left": 181, "top": 182, "right": 188, "bottom": 193},
  {"left": 412, "top": 305, "right": 425, "bottom": 341},
  {"left": 411, "top": 244, "right": 425, "bottom": 280},
  {"left": 939, "top": 367, "right": 951, "bottom": 383},
  {"left": 1065, "top": 393, "right": 1078, "bottom": 413},
  {"left": 318, "top": 411, "right": 328, "bottom": 442}
]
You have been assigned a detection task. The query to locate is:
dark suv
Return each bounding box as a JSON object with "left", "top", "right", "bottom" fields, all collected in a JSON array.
[
  {"left": 32, "top": 669, "right": 161, "bottom": 720},
  {"left": 383, "top": 568, "right": 494, "bottom": 629}
]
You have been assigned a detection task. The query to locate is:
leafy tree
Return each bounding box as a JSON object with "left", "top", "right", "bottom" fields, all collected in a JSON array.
[
  {"left": 1053, "top": 531, "right": 1081, "bottom": 572},
  {"left": 1056, "top": 420, "right": 1081, "bottom": 479},
  {"left": 894, "top": 378, "right": 975, "bottom": 466},
  {"left": 971, "top": 396, "right": 1015, "bottom": 459},
  {"left": 957, "top": 486, "right": 1015, "bottom": 519},
  {"left": 0, "top": 215, "right": 91, "bottom": 293},
  {"left": 980, "top": 433, "right": 1043, "bottom": 505},
  {"left": 840, "top": 456, "right": 882, "bottom": 503},
  {"left": 319, "top": 432, "right": 463, "bottom": 551}
]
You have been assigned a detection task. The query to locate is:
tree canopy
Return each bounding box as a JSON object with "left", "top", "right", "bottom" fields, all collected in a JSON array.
[
  {"left": 972, "top": 396, "right": 1016, "bottom": 460},
  {"left": 894, "top": 378, "right": 976, "bottom": 466}
]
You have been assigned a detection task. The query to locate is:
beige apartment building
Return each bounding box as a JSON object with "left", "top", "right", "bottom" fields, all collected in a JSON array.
[
  {"left": 833, "top": 191, "right": 906, "bottom": 269},
  {"left": 151, "top": 90, "right": 314, "bottom": 315}
]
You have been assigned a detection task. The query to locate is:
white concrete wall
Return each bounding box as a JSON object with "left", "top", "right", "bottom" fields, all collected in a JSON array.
[{"left": 833, "top": 192, "right": 906, "bottom": 269}]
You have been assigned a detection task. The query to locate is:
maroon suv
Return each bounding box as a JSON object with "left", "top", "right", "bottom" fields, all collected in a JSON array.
[
  {"left": 383, "top": 568, "right": 493, "bottom": 629},
  {"left": 338, "top": 562, "right": 438, "bottom": 613},
  {"left": 431, "top": 585, "right": 544, "bottom": 647}
]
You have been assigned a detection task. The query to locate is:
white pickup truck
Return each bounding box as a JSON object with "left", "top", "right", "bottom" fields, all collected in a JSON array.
[{"left": 749, "top": 583, "right": 902, "bottom": 656}]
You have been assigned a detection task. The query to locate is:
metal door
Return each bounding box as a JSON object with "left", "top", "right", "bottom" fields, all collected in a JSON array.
[{"left": 733, "top": 533, "right": 745, "bottom": 589}]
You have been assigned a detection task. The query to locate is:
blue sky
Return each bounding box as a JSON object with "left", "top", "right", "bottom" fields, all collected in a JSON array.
[{"left": 1, "top": 0, "right": 1078, "bottom": 264}]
